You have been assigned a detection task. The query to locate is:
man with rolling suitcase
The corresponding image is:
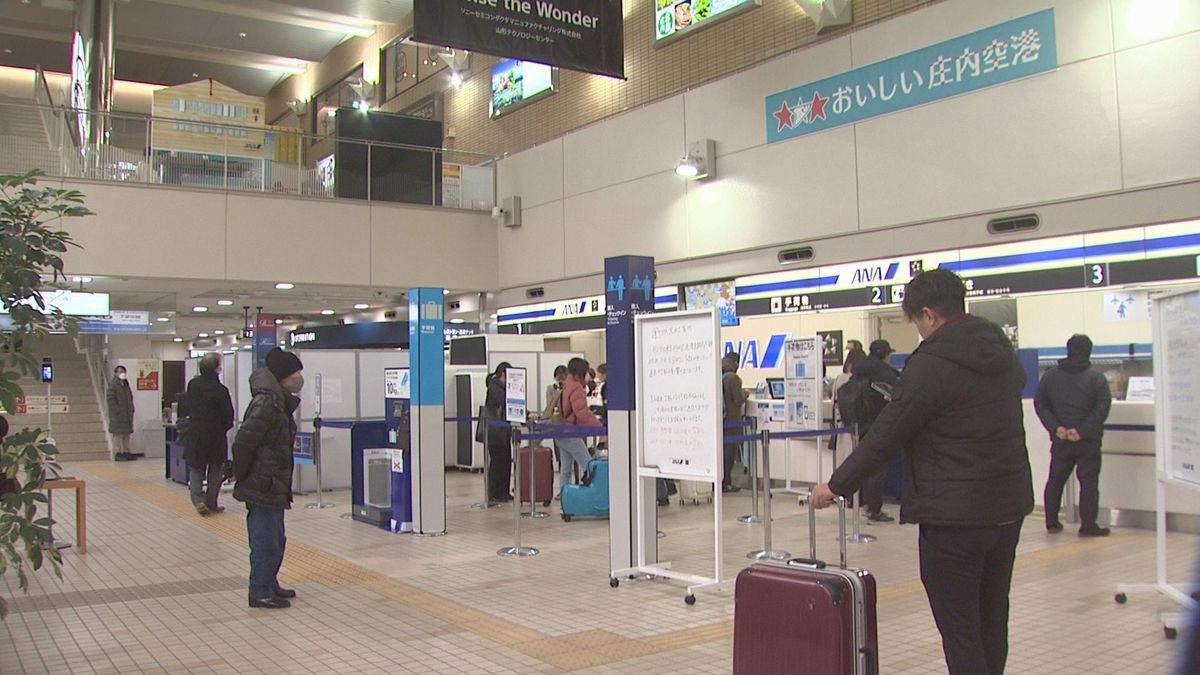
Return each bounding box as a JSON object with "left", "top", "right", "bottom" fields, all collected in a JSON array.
[{"left": 812, "top": 269, "right": 1034, "bottom": 675}]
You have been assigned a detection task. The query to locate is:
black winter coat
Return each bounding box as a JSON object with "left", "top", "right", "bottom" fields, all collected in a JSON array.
[
  {"left": 484, "top": 376, "right": 510, "bottom": 449},
  {"left": 851, "top": 354, "right": 899, "bottom": 435},
  {"left": 232, "top": 368, "right": 299, "bottom": 510},
  {"left": 182, "top": 372, "right": 235, "bottom": 467},
  {"left": 828, "top": 315, "right": 1034, "bottom": 527},
  {"left": 1034, "top": 359, "right": 1111, "bottom": 445}
]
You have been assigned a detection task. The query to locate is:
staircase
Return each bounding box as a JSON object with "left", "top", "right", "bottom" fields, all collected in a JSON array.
[
  {"left": 3, "top": 336, "right": 110, "bottom": 463},
  {"left": 0, "top": 96, "right": 59, "bottom": 177}
]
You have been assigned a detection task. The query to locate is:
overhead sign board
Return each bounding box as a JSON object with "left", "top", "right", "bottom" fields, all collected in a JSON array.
[
  {"left": 413, "top": 0, "right": 625, "bottom": 79},
  {"left": 1, "top": 290, "right": 110, "bottom": 317}
]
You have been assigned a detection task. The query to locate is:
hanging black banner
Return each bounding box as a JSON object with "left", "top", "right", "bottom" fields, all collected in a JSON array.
[{"left": 413, "top": 0, "right": 624, "bottom": 79}]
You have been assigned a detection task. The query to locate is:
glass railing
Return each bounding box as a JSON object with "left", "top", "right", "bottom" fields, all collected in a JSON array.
[{"left": 0, "top": 98, "right": 498, "bottom": 211}]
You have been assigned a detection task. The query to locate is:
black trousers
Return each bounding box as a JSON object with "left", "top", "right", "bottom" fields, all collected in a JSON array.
[
  {"left": 722, "top": 441, "right": 739, "bottom": 488},
  {"left": 919, "top": 521, "right": 1022, "bottom": 675},
  {"left": 487, "top": 444, "right": 512, "bottom": 501},
  {"left": 1043, "top": 439, "right": 1102, "bottom": 529}
]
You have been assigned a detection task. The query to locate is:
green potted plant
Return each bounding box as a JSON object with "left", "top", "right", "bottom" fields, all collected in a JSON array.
[{"left": 0, "top": 169, "right": 90, "bottom": 619}]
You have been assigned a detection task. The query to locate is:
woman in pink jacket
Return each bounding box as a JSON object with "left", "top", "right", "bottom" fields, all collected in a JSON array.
[{"left": 559, "top": 357, "right": 601, "bottom": 497}]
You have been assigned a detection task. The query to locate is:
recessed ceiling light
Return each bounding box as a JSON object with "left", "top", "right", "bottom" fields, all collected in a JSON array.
[
  {"left": 442, "top": 289, "right": 450, "bottom": 295},
  {"left": 275, "top": 282, "right": 294, "bottom": 290},
  {"left": 193, "top": 306, "right": 208, "bottom": 312},
  {"left": 354, "top": 303, "right": 369, "bottom": 310},
  {"left": 214, "top": 330, "right": 225, "bottom": 335},
  {"left": 71, "top": 276, "right": 92, "bottom": 283},
  {"left": 217, "top": 299, "right": 233, "bottom": 306},
  {"left": 321, "top": 309, "right": 335, "bottom": 316},
  {"left": 243, "top": 345, "right": 253, "bottom": 350},
  {"left": 274, "top": 318, "right": 283, "bottom": 325},
  {"left": 449, "top": 318, "right": 465, "bottom": 324},
  {"left": 173, "top": 337, "right": 183, "bottom": 342},
  {"left": 156, "top": 317, "right": 170, "bottom": 322},
  {"left": 191, "top": 72, "right": 199, "bottom": 78},
  {"left": 239, "top": 32, "right": 247, "bottom": 38},
  {"left": 198, "top": 332, "right": 209, "bottom": 338}
]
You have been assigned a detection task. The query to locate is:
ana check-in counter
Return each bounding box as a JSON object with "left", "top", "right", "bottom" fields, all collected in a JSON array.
[{"left": 749, "top": 398, "right": 847, "bottom": 489}]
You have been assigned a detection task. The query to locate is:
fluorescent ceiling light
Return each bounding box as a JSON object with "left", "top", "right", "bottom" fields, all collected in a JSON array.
[
  {"left": 173, "top": 337, "right": 183, "bottom": 342},
  {"left": 321, "top": 309, "right": 335, "bottom": 316},
  {"left": 354, "top": 303, "right": 369, "bottom": 310},
  {"left": 275, "top": 282, "right": 295, "bottom": 290},
  {"left": 198, "top": 332, "right": 209, "bottom": 338},
  {"left": 443, "top": 289, "right": 451, "bottom": 295},
  {"left": 449, "top": 318, "right": 465, "bottom": 324},
  {"left": 274, "top": 319, "right": 283, "bottom": 325},
  {"left": 156, "top": 317, "right": 170, "bottom": 322},
  {"left": 214, "top": 330, "right": 225, "bottom": 335},
  {"left": 217, "top": 299, "right": 233, "bottom": 306},
  {"left": 193, "top": 306, "right": 208, "bottom": 312}
]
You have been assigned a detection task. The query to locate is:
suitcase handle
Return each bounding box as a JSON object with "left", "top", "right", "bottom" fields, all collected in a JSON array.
[
  {"left": 799, "top": 492, "right": 847, "bottom": 569},
  {"left": 785, "top": 557, "right": 827, "bottom": 569}
]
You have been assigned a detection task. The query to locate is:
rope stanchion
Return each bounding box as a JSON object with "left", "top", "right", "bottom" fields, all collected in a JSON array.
[
  {"left": 521, "top": 420, "right": 548, "bottom": 520},
  {"left": 748, "top": 429, "right": 790, "bottom": 561},
  {"left": 470, "top": 415, "right": 498, "bottom": 511},
  {"left": 738, "top": 416, "right": 763, "bottom": 525},
  {"left": 498, "top": 426, "right": 537, "bottom": 558}
]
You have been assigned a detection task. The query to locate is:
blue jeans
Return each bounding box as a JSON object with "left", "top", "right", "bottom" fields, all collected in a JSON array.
[
  {"left": 558, "top": 436, "right": 591, "bottom": 492},
  {"left": 246, "top": 506, "right": 286, "bottom": 600}
]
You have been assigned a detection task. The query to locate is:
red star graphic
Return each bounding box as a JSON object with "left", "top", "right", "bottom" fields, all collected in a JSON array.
[
  {"left": 772, "top": 99, "right": 795, "bottom": 132},
  {"left": 808, "top": 90, "right": 829, "bottom": 123}
]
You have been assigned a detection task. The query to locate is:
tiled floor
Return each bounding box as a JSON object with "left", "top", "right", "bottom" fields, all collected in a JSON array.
[{"left": 2, "top": 459, "right": 1197, "bottom": 674}]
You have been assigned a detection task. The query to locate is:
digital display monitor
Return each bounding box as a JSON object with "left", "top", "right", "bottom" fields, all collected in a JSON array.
[
  {"left": 41, "top": 359, "right": 53, "bottom": 384},
  {"left": 490, "top": 59, "right": 558, "bottom": 118},
  {"left": 683, "top": 279, "right": 738, "bottom": 326},
  {"left": 767, "top": 377, "right": 785, "bottom": 400},
  {"left": 655, "top": 0, "right": 760, "bottom": 44}
]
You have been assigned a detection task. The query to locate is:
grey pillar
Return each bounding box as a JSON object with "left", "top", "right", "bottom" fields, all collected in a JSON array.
[{"left": 70, "top": 0, "right": 116, "bottom": 152}]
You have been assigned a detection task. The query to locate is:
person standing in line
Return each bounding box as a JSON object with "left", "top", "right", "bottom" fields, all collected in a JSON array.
[
  {"left": 484, "top": 362, "right": 513, "bottom": 502},
  {"left": 560, "top": 357, "right": 601, "bottom": 495},
  {"left": 232, "top": 348, "right": 303, "bottom": 609},
  {"left": 851, "top": 339, "right": 900, "bottom": 523},
  {"left": 543, "top": 365, "right": 567, "bottom": 496},
  {"left": 721, "top": 352, "right": 748, "bottom": 493},
  {"left": 106, "top": 365, "right": 137, "bottom": 462},
  {"left": 1035, "top": 334, "right": 1113, "bottom": 537},
  {"left": 812, "top": 269, "right": 1033, "bottom": 675},
  {"left": 829, "top": 344, "right": 867, "bottom": 464},
  {"left": 183, "top": 353, "right": 235, "bottom": 516}
]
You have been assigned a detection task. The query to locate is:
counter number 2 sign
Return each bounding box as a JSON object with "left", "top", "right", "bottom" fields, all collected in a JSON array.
[{"left": 1085, "top": 262, "right": 1109, "bottom": 288}]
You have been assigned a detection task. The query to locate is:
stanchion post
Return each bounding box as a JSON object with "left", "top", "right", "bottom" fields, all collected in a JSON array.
[
  {"left": 738, "top": 417, "right": 762, "bottom": 524},
  {"left": 523, "top": 420, "right": 547, "bottom": 519},
  {"left": 498, "top": 426, "right": 538, "bottom": 557},
  {"left": 748, "top": 429, "right": 790, "bottom": 561},
  {"left": 306, "top": 417, "right": 335, "bottom": 510},
  {"left": 472, "top": 416, "right": 497, "bottom": 510},
  {"left": 842, "top": 432, "right": 876, "bottom": 544}
]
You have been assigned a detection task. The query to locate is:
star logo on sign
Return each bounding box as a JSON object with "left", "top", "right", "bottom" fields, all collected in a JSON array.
[
  {"left": 808, "top": 90, "right": 829, "bottom": 122},
  {"left": 794, "top": 98, "right": 811, "bottom": 125},
  {"left": 772, "top": 100, "right": 795, "bottom": 132}
]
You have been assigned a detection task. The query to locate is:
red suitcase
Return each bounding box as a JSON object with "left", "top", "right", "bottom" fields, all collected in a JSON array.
[
  {"left": 733, "top": 496, "right": 878, "bottom": 675},
  {"left": 517, "top": 445, "right": 554, "bottom": 506}
]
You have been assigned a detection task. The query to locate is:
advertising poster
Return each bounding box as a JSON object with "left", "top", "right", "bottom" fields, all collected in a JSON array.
[
  {"left": 655, "top": 0, "right": 758, "bottom": 43},
  {"left": 784, "top": 337, "right": 821, "bottom": 431},
  {"left": 293, "top": 432, "right": 314, "bottom": 465},
  {"left": 441, "top": 163, "right": 462, "bottom": 208},
  {"left": 505, "top": 367, "right": 527, "bottom": 423},
  {"left": 414, "top": 0, "right": 625, "bottom": 79},
  {"left": 136, "top": 359, "right": 159, "bottom": 391}
]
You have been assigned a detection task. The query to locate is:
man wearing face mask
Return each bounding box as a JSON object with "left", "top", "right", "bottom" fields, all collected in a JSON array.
[
  {"left": 106, "top": 365, "right": 137, "bottom": 462},
  {"left": 232, "top": 348, "right": 304, "bottom": 609}
]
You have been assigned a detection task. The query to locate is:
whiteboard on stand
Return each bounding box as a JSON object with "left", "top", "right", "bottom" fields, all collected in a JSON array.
[
  {"left": 1153, "top": 286, "right": 1200, "bottom": 490},
  {"left": 634, "top": 309, "right": 721, "bottom": 479}
]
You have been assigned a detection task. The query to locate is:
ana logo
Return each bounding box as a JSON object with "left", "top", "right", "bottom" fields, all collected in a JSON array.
[
  {"left": 290, "top": 331, "right": 316, "bottom": 346},
  {"left": 561, "top": 300, "right": 588, "bottom": 316},
  {"left": 723, "top": 334, "right": 789, "bottom": 369},
  {"left": 846, "top": 262, "right": 901, "bottom": 286}
]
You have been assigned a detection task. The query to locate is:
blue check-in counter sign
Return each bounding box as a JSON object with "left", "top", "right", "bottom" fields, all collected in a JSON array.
[{"left": 766, "top": 9, "right": 1057, "bottom": 143}]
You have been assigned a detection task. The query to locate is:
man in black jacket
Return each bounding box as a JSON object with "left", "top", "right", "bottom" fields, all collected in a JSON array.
[
  {"left": 851, "top": 339, "right": 899, "bottom": 522},
  {"left": 183, "top": 353, "right": 235, "bottom": 516},
  {"left": 812, "top": 269, "right": 1033, "bottom": 675},
  {"left": 1035, "top": 334, "right": 1112, "bottom": 537},
  {"left": 232, "top": 348, "right": 303, "bottom": 609}
]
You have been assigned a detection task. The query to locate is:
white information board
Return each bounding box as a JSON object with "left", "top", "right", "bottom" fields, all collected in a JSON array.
[
  {"left": 635, "top": 309, "right": 721, "bottom": 478},
  {"left": 505, "top": 367, "right": 527, "bottom": 423},
  {"left": 784, "top": 337, "right": 822, "bottom": 431},
  {"left": 384, "top": 367, "right": 410, "bottom": 400},
  {"left": 1154, "top": 287, "right": 1200, "bottom": 488}
]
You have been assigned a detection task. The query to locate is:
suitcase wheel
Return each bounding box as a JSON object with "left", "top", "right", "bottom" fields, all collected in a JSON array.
[
  {"left": 543, "top": 500, "right": 551, "bottom": 507},
  {"left": 609, "top": 577, "right": 620, "bottom": 588},
  {"left": 1114, "top": 593, "right": 1127, "bottom": 604},
  {"left": 684, "top": 594, "right": 696, "bottom": 606},
  {"left": 561, "top": 513, "right": 572, "bottom": 522}
]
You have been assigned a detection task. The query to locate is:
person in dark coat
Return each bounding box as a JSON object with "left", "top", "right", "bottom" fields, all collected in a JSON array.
[
  {"left": 1035, "top": 334, "right": 1112, "bottom": 537},
  {"left": 851, "top": 339, "right": 900, "bottom": 523},
  {"left": 484, "top": 362, "right": 512, "bottom": 503},
  {"left": 232, "top": 348, "right": 303, "bottom": 609},
  {"left": 183, "top": 353, "right": 235, "bottom": 516},
  {"left": 106, "top": 365, "right": 137, "bottom": 461},
  {"left": 721, "top": 352, "right": 747, "bottom": 493},
  {"left": 812, "top": 269, "right": 1034, "bottom": 675}
]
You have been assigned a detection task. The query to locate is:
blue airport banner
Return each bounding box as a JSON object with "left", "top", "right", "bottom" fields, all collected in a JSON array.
[
  {"left": 765, "top": 9, "right": 1057, "bottom": 144},
  {"left": 408, "top": 288, "right": 445, "bottom": 406},
  {"left": 604, "top": 255, "right": 655, "bottom": 412}
]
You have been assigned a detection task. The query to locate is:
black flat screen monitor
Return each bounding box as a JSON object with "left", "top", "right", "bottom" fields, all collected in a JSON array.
[{"left": 767, "top": 377, "right": 785, "bottom": 400}]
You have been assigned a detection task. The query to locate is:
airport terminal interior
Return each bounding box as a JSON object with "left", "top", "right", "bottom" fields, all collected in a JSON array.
[{"left": 1, "top": 0, "right": 1199, "bottom": 673}]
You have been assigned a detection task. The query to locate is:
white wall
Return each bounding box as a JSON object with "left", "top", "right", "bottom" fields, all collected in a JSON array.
[
  {"left": 495, "top": 0, "right": 1200, "bottom": 293},
  {"left": 57, "top": 180, "right": 499, "bottom": 291}
]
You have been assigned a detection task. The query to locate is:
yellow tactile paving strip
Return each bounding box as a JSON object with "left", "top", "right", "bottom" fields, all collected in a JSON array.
[{"left": 77, "top": 461, "right": 1139, "bottom": 671}]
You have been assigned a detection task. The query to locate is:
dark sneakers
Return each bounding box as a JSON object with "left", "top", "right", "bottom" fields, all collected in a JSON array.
[
  {"left": 866, "top": 511, "right": 895, "bottom": 523},
  {"left": 1046, "top": 522, "right": 1064, "bottom": 533},
  {"left": 274, "top": 587, "right": 297, "bottom": 599},
  {"left": 249, "top": 597, "right": 290, "bottom": 609},
  {"left": 1079, "top": 527, "right": 1111, "bottom": 538}
]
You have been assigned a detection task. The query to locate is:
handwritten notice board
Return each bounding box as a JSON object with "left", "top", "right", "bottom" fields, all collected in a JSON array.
[
  {"left": 1155, "top": 287, "right": 1200, "bottom": 488},
  {"left": 635, "top": 309, "right": 721, "bottom": 479}
]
